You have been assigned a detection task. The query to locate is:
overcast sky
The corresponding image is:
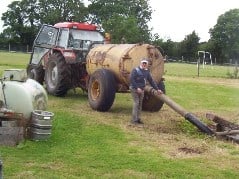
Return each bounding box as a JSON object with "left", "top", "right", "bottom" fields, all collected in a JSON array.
[
  {"left": 149, "top": 0, "right": 239, "bottom": 42},
  {"left": 1, "top": 0, "right": 239, "bottom": 42}
]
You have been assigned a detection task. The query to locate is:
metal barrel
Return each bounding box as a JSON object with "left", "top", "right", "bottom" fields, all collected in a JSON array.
[
  {"left": 30, "top": 110, "right": 54, "bottom": 140},
  {"left": 144, "top": 86, "right": 214, "bottom": 135}
]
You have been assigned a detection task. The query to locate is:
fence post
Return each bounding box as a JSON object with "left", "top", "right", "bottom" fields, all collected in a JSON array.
[
  {"left": 0, "top": 160, "right": 3, "bottom": 179},
  {"left": 197, "top": 58, "right": 200, "bottom": 77}
]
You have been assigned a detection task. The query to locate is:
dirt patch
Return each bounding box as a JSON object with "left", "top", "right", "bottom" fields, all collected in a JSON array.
[{"left": 178, "top": 147, "right": 203, "bottom": 154}]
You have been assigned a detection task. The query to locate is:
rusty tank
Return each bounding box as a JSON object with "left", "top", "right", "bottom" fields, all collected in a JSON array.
[
  {"left": 86, "top": 43, "right": 165, "bottom": 111},
  {"left": 86, "top": 43, "right": 164, "bottom": 89}
]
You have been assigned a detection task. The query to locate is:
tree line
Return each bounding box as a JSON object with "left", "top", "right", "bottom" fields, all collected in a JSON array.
[{"left": 0, "top": 0, "right": 239, "bottom": 64}]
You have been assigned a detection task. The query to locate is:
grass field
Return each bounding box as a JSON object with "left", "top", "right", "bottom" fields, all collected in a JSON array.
[{"left": 0, "top": 51, "right": 239, "bottom": 178}]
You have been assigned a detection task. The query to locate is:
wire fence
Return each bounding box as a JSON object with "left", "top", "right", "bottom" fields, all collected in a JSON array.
[
  {"left": 0, "top": 44, "right": 33, "bottom": 53},
  {"left": 1, "top": 43, "right": 238, "bottom": 69},
  {"left": 166, "top": 56, "right": 239, "bottom": 67}
]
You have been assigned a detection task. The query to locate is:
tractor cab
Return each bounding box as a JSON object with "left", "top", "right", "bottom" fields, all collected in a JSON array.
[
  {"left": 27, "top": 22, "right": 105, "bottom": 94},
  {"left": 29, "top": 22, "right": 105, "bottom": 66}
]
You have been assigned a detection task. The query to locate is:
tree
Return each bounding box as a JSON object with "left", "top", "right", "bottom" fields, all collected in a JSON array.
[
  {"left": 103, "top": 15, "right": 142, "bottom": 43},
  {"left": 209, "top": 9, "right": 239, "bottom": 64},
  {"left": 1, "top": 0, "right": 87, "bottom": 47},
  {"left": 1, "top": 0, "right": 39, "bottom": 46},
  {"left": 87, "top": 0, "right": 152, "bottom": 43},
  {"left": 179, "top": 31, "right": 200, "bottom": 61},
  {"left": 38, "top": 0, "right": 87, "bottom": 25}
]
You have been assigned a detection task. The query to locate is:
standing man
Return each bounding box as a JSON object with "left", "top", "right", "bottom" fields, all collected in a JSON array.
[{"left": 129, "top": 58, "right": 162, "bottom": 124}]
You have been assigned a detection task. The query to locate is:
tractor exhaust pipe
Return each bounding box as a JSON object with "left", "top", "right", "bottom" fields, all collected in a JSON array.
[{"left": 144, "top": 86, "right": 214, "bottom": 135}]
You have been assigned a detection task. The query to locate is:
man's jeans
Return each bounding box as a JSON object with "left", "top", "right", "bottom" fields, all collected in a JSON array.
[{"left": 130, "top": 88, "right": 144, "bottom": 122}]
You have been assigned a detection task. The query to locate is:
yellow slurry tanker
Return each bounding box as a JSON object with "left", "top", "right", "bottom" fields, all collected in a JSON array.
[{"left": 86, "top": 43, "right": 165, "bottom": 112}]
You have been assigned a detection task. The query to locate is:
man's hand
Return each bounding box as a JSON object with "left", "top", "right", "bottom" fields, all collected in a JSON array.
[
  {"left": 137, "top": 88, "right": 143, "bottom": 94},
  {"left": 157, "top": 89, "right": 163, "bottom": 95}
]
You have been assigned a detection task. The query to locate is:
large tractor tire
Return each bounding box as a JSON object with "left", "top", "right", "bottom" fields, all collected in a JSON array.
[
  {"left": 45, "top": 53, "right": 71, "bottom": 96},
  {"left": 88, "top": 69, "right": 116, "bottom": 112},
  {"left": 142, "top": 81, "right": 166, "bottom": 112},
  {"left": 27, "top": 64, "right": 45, "bottom": 84}
]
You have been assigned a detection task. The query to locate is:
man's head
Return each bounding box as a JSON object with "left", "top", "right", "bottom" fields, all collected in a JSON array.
[{"left": 140, "top": 58, "right": 148, "bottom": 69}]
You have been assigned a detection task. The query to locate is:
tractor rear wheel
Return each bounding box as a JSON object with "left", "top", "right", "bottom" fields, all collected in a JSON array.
[
  {"left": 45, "top": 53, "right": 71, "bottom": 96},
  {"left": 142, "top": 81, "right": 166, "bottom": 112},
  {"left": 88, "top": 69, "right": 116, "bottom": 111},
  {"left": 27, "top": 64, "right": 44, "bottom": 84}
]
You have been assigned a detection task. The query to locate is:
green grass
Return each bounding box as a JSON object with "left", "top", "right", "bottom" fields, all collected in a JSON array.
[
  {"left": 0, "top": 52, "right": 239, "bottom": 178},
  {"left": 165, "top": 79, "right": 239, "bottom": 112},
  {"left": 0, "top": 52, "right": 30, "bottom": 76},
  {"left": 165, "top": 62, "right": 238, "bottom": 78}
]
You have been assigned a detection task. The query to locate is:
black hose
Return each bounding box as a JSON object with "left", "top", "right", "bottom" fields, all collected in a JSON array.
[
  {"left": 144, "top": 86, "right": 214, "bottom": 136},
  {"left": 185, "top": 113, "right": 214, "bottom": 135}
]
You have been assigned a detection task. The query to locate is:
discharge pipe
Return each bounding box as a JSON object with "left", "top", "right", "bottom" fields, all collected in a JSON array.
[{"left": 144, "top": 86, "right": 214, "bottom": 135}]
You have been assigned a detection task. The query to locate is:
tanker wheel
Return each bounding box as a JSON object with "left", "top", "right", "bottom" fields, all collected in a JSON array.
[
  {"left": 142, "top": 81, "right": 166, "bottom": 112},
  {"left": 88, "top": 69, "right": 116, "bottom": 112},
  {"left": 27, "top": 64, "right": 44, "bottom": 84},
  {"left": 45, "top": 53, "right": 71, "bottom": 96}
]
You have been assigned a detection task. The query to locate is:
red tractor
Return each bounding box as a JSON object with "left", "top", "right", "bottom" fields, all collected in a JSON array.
[{"left": 27, "top": 21, "right": 105, "bottom": 96}]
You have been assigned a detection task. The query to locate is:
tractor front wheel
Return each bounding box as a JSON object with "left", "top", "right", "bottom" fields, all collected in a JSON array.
[
  {"left": 27, "top": 64, "right": 45, "bottom": 84},
  {"left": 45, "top": 53, "right": 71, "bottom": 96}
]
